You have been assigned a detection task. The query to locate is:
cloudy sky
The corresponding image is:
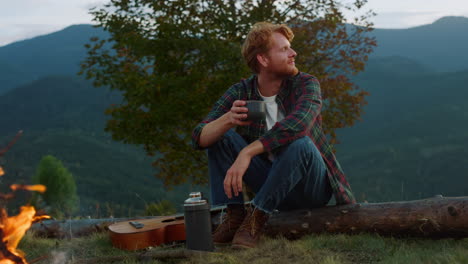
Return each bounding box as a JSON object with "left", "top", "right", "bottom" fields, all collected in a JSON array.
[{"left": 1, "top": 0, "right": 468, "bottom": 47}]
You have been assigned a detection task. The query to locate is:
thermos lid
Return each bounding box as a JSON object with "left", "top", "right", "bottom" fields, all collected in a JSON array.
[{"left": 184, "top": 192, "right": 207, "bottom": 206}]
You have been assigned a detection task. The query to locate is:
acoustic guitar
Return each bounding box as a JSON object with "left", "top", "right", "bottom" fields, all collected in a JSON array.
[
  {"left": 108, "top": 206, "right": 224, "bottom": 251},
  {"left": 108, "top": 215, "right": 186, "bottom": 250}
]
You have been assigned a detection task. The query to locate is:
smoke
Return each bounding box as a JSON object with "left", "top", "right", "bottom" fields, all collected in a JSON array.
[{"left": 50, "top": 250, "right": 68, "bottom": 264}]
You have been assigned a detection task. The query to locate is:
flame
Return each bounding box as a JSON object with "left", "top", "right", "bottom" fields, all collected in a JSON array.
[
  {"left": 0, "top": 206, "right": 50, "bottom": 264},
  {"left": 0, "top": 167, "right": 4, "bottom": 176},
  {"left": 0, "top": 185, "right": 50, "bottom": 263},
  {"left": 9, "top": 185, "right": 46, "bottom": 194}
]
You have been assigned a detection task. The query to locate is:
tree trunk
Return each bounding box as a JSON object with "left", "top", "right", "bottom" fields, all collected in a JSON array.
[
  {"left": 31, "top": 196, "right": 468, "bottom": 239},
  {"left": 264, "top": 195, "right": 468, "bottom": 239}
]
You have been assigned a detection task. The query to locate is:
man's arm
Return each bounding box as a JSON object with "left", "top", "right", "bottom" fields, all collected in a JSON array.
[
  {"left": 198, "top": 101, "right": 265, "bottom": 199},
  {"left": 198, "top": 100, "right": 251, "bottom": 148},
  {"left": 224, "top": 140, "right": 265, "bottom": 198},
  {"left": 192, "top": 83, "right": 250, "bottom": 150}
]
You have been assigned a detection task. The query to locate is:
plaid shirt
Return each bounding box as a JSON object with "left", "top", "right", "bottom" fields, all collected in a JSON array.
[{"left": 192, "top": 72, "right": 356, "bottom": 205}]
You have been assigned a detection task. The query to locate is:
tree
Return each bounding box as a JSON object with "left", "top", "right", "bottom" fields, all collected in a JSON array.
[
  {"left": 32, "top": 155, "right": 78, "bottom": 218},
  {"left": 80, "top": 0, "right": 376, "bottom": 187}
]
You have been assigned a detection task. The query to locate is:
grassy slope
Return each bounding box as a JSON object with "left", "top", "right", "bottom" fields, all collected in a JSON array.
[{"left": 19, "top": 231, "right": 468, "bottom": 264}]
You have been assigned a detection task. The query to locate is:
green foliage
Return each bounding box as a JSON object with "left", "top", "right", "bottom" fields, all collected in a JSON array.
[
  {"left": 32, "top": 155, "right": 78, "bottom": 218},
  {"left": 80, "top": 0, "right": 376, "bottom": 187},
  {"left": 145, "top": 200, "right": 177, "bottom": 216}
]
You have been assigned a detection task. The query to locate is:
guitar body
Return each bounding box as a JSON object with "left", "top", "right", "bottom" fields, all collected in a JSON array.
[{"left": 108, "top": 216, "right": 186, "bottom": 250}]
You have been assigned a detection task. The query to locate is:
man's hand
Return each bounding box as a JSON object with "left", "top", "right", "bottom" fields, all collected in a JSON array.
[
  {"left": 198, "top": 100, "right": 252, "bottom": 148},
  {"left": 224, "top": 151, "right": 252, "bottom": 199},
  {"left": 228, "top": 100, "right": 252, "bottom": 126}
]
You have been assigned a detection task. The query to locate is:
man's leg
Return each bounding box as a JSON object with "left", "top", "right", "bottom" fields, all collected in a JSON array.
[
  {"left": 207, "top": 129, "right": 271, "bottom": 206},
  {"left": 252, "top": 136, "right": 332, "bottom": 212},
  {"left": 207, "top": 129, "right": 271, "bottom": 244},
  {"left": 232, "top": 136, "right": 332, "bottom": 248}
]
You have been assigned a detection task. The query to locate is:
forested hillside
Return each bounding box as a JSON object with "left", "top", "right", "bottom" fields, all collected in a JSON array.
[
  {"left": 337, "top": 57, "right": 468, "bottom": 202},
  {"left": 0, "top": 76, "right": 203, "bottom": 216}
]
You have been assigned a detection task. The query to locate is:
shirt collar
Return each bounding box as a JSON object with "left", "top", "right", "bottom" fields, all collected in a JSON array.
[{"left": 252, "top": 74, "right": 295, "bottom": 101}]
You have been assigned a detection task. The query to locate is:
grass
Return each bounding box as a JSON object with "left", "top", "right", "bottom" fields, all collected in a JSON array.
[{"left": 18, "top": 231, "right": 468, "bottom": 264}]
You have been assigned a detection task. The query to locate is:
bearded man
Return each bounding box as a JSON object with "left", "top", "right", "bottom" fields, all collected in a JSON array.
[{"left": 191, "top": 22, "right": 356, "bottom": 249}]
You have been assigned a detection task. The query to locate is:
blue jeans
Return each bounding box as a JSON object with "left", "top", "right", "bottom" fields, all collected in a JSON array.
[{"left": 207, "top": 129, "right": 332, "bottom": 213}]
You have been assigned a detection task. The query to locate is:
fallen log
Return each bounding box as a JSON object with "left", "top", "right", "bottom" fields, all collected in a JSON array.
[
  {"left": 264, "top": 195, "right": 468, "bottom": 239},
  {"left": 31, "top": 196, "right": 468, "bottom": 240}
]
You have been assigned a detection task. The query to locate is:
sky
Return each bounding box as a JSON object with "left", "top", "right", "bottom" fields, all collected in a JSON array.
[{"left": 1, "top": 0, "right": 468, "bottom": 47}]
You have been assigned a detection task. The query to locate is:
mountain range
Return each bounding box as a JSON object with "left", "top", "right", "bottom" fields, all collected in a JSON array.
[
  {"left": 370, "top": 16, "right": 468, "bottom": 72},
  {"left": 1, "top": 16, "right": 467, "bottom": 215},
  {"left": 1, "top": 16, "right": 468, "bottom": 95}
]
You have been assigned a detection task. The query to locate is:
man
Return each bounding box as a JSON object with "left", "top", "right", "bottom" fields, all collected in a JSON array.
[{"left": 191, "top": 22, "right": 355, "bottom": 249}]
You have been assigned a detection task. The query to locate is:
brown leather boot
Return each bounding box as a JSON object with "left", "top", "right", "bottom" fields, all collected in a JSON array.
[
  {"left": 212, "top": 204, "right": 246, "bottom": 245},
  {"left": 231, "top": 206, "right": 269, "bottom": 249}
]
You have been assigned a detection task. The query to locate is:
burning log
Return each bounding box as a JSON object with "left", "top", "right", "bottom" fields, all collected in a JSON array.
[
  {"left": 0, "top": 229, "right": 25, "bottom": 264},
  {"left": 1, "top": 130, "right": 51, "bottom": 263},
  {"left": 0, "top": 172, "right": 49, "bottom": 263},
  {"left": 0, "top": 205, "right": 50, "bottom": 264}
]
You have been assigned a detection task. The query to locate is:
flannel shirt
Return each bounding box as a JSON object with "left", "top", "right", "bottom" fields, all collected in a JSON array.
[{"left": 192, "top": 72, "right": 356, "bottom": 205}]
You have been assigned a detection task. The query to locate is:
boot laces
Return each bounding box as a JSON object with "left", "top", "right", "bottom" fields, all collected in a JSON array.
[
  {"left": 240, "top": 208, "right": 265, "bottom": 236},
  {"left": 214, "top": 207, "right": 244, "bottom": 232}
]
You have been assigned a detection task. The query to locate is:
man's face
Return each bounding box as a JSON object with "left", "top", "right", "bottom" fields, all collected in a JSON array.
[{"left": 263, "top": 32, "right": 298, "bottom": 77}]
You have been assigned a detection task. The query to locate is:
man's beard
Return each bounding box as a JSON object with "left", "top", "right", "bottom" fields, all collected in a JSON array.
[
  {"left": 272, "top": 63, "right": 299, "bottom": 78},
  {"left": 289, "top": 66, "right": 299, "bottom": 76}
]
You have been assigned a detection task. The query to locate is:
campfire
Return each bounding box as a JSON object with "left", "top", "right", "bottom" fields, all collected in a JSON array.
[
  {"left": 0, "top": 131, "right": 50, "bottom": 264},
  {"left": 0, "top": 183, "right": 50, "bottom": 264}
]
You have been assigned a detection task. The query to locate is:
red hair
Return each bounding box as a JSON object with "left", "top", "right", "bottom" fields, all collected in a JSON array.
[{"left": 242, "top": 22, "right": 294, "bottom": 73}]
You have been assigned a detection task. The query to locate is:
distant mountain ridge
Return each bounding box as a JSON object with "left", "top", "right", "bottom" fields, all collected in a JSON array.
[
  {"left": 0, "top": 16, "right": 467, "bottom": 94},
  {"left": 0, "top": 25, "right": 108, "bottom": 95},
  {"left": 369, "top": 16, "right": 468, "bottom": 72},
  {"left": 430, "top": 16, "right": 468, "bottom": 27}
]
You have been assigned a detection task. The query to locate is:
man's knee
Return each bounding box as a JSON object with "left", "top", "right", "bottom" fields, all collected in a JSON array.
[{"left": 282, "top": 136, "right": 320, "bottom": 158}]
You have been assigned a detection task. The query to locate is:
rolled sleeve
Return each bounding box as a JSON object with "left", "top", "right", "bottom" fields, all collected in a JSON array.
[{"left": 191, "top": 122, "right": 208, "bottom": 150}]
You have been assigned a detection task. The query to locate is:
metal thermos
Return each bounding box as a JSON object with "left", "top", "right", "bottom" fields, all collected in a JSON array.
[{"left": 183, "top": 192, "right": 214, "bottom": 251}]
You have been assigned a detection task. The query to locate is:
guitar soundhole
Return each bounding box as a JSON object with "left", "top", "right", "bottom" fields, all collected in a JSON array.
[{"left": 162, "top": 218, "right": 176, "bottom": 223}]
